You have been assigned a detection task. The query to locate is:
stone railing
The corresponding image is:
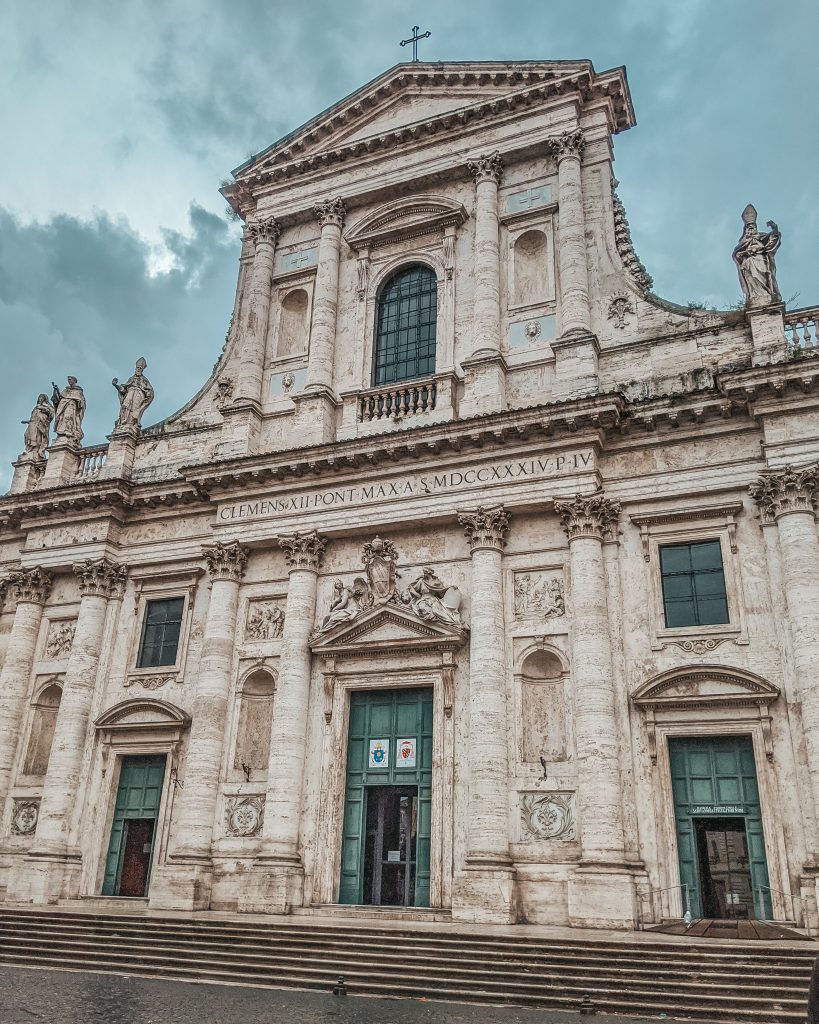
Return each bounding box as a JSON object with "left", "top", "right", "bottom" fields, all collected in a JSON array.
[
  {"left": 357, "top": 378, "right": 438, "bottom": 423},
  {"left": 75, "top": 444, "right": 108, "bottom": 478},
  {"left": 785, "top": 306, "right": 819, "bottom": 353}
]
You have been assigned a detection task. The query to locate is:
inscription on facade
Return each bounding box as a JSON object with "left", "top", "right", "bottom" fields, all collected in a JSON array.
[{"left": 218, "top": 450, "right": 594, "bottom": 523}]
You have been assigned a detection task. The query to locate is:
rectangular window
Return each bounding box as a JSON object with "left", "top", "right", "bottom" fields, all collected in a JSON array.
[
  {"left": 137, "top": 597, "right": 184, "bottom": 668},
  {"left": 660, "top": 540, "right": 729, "bottom": 628}
]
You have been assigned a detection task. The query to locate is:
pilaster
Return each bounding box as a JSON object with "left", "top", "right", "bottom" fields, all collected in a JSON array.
[{"left": 452, "top": 505, "right": 516, "bottom": 923}]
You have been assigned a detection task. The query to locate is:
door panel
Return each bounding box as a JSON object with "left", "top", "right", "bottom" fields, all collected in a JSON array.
[
  {"left": 118, "top": 818, "right": 156, "bottom": 897},
  {"left": 102, "top": 755, "right": 166, "bottom": 897}
]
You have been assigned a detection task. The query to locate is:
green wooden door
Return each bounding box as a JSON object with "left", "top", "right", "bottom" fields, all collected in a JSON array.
[
  {"left": 339, "top": 688, "right": 433, "bottom": 907},
  {"left": 669, "top": 736, "right": 771, "bottom": 918},
  {"left": 102, "top": 754, "right": 166, "bottom": 896}
]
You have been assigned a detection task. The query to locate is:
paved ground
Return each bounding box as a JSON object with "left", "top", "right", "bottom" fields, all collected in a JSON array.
[{"left": 0, "top": 966, "right": 663, "bottom": 1024}]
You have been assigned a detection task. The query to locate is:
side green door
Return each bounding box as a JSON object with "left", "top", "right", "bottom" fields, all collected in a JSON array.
[
  {"left": 339, "top": 688, "right": 433, "bottom": 907},
  {"left": 669, "top": 735, "right": 771, "bottom": 918},
  {"left": 102, "top": 754, "right": 166, "bottom": 896}
]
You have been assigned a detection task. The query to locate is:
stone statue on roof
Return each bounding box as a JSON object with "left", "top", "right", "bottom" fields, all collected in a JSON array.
[
  {"left": 112, "top": 357, "right": 154, "bottom": 431},
  {"left": 732, "top": 205, "right": 782, "bottom": 307},
  {"left": 21, "top": 393, "right": 54, "bottom": 461},
  {"left": 51, "top": 376, "right": 86, "bottom": 444}
]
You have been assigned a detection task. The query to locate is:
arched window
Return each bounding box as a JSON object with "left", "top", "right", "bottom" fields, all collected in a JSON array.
[
  {"left": 23, "top": 682, "right": 62, "bottom": 776},
  {"left": 233, "top": 670, "right": 276, "bottom": 775},
  {"left": 373, "top": 265, "right": 437, "bottom": 386}
]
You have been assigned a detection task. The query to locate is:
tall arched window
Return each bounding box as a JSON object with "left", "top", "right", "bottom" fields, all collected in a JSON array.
[{"left": 373, "top": 265, "right": 437, "bottom": 386}]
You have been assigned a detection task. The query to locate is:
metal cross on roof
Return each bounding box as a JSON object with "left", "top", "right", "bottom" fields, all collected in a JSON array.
[{"left": 400, "top": 25, "right": 431, "bottom": 62}]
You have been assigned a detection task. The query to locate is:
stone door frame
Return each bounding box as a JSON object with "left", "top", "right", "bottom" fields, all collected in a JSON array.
[{"left": 312, "top": 659, "right": 455, "bottom": 909}]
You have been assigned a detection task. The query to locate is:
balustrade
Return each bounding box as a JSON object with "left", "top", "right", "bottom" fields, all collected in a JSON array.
[
  {"left": 75, "top": 445, "right": 108, "bottom": 478},
  {"left": 358, "top": 379, "right": 437, "bottom": 422},
  {"left": 785, "top": 306, "right": 819, "bottom": 353}
]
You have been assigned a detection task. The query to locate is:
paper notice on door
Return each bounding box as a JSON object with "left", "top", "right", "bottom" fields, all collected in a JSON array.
[
  {"left": 396, "top": 737, "right": 417, "bottom": 768},
  {"left": 387, "top": 850, "right": 401, "bottom": 863},
  {"left": 368, "top": 739, "right": 389, "bottom": 769}
]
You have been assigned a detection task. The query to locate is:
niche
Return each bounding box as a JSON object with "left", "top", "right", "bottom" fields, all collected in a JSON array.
[
  {"left": 233, "top": 670, "right": 276, "bottom": 774},
  {"left": 512, "top": 229, "right": 549, "bottom": 307},
  {"left": 520, "top": 649, "right": 567, "bottom": 763},
  {"left": 23, "top": 682, "right": 62, "bottom": 776},
  {"left": 276, "top": 288, "right": 309, "bottom": 359}
]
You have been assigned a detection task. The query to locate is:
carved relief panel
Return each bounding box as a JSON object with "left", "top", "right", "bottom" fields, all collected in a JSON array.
[
  {"left": 519, "top": 792, "right": 576, "bottom": 842},
  {"left": 513, "top": 570, "right": 565, "bottom": 620},
  {"left": 224, "top": 794, "right": 265, "bottom": 837},
  {"left": 245, "top": 599, "right": 286, "bottom": 642},
  {"left": 43, "top": 619, "right": 76, "bottom": 661}
]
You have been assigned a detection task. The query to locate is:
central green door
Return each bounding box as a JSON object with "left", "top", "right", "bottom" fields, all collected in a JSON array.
[
  {"left": 339, "top": 688, "right": 433, "bottom": 907},
  {"left": 102, "top": 754, "right": 166, "bottom": 897},
  {"left": 669, "top": 735, "right": 771, "bottom": 919}
]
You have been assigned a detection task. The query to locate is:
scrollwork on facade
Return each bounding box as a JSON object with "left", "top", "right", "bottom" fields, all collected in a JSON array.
[
  {"left": 467, "top": 151, "right": 504, "bottom": 186},
  {"left": 249, "top": 217, "right": 281, "bottom": 248},
  {"left": 225, "top": 794, "right": 265, "bottom": 837},
  {"left": 11, "top": 798, "right": 40, "bottom": 836},
  {"left": 203, "top": 541, "right": 249, "bottom": 582},
  {"left": 611, "top": 178, "right": 653, "bottom": 293},
  {"left": 749, "top": 464, "right": 819, "bottom": 524},
  {"left": 7, "top": 566, "right": 53, "bottom": 606},
  {"left": 125, "top": 673, "right": 175, "bottom": 691},
  {"left": 45, "top": 620, "right": 76, "bottom": 659},
  {"left": 666, "top": 637, "right": 729, "bottom": 655},
  {"left": 555, "top": 492, "right": 621, "bottom": 542},
  {"left": 73, "top": 559, "right": 128, "bottom": 599},
  {"left": 458, "top": 505, "right": 510, "bottom": 552},
  {"left": 279, "top": 531, "right": 326, "bottom": 572},
  {"left": 547, "top": 129, "right": 585, "bottom": 160},
  {"left": 314, "top": 197, "right": 345, "bottom": 229},
  {"left": 607, "top": 292, "right": 636, "bottom": 330},
  {"left": 520, "top": 792, "right": 576, "bottom": 841}
]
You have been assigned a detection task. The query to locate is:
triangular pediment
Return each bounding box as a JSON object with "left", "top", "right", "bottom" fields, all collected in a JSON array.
[
  {"left": 310, "top": 603, "right": 468, "bottom": 656},
  {"left": 632, "top": 665, "right": 780, "bottom": 710},
  {"left": 227, "top": 60, "right": 632, "bottom": 188}
]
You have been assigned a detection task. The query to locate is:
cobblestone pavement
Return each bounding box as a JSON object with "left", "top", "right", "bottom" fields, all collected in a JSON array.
[{"left": 0, "top": 966, "right": 662, "bottom": 1024}]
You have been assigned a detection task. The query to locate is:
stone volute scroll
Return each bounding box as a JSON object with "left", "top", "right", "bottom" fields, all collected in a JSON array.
[
  {"left": 51, "top": 376, "right": 86, "bottom": 444},
  {"left": 20, "top": 394, "right": 53, "bottom": 462},
  {"left": 749, "top": 464, "right": 818, "bottom": 524},
  {"left": 112, "top": 357, "right": 154, "bottom": 433},
  {"left": 278, "top": 530, "right": 327, "bottom": 573},
  {"left": 203, "top": 540, "right": 250, "bottom": 582},
  {"left": 733, "top": 205, "right": 782, "bottom": 308},
  {"left": 458, "top": 505, "right": 510, "bottom": 551},
  {"left": 554, "top": 491, "right": 622, "bottom": 541}
]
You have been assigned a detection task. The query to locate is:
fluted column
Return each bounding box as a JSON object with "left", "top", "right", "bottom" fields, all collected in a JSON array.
[
  {"left": 452, "top": 506, "right": 515, "bottom": 923},
  {"left": 0, "top": 568, "right": 53, "bottom": 815},
  {"left": 751, "top": 465, "right": 819, "bottom": 836},
  {"left": 305, "top": 198, "right": 345, "bottom": 394},
  {"left": 555, "top": 492, "right": 625, "bottom": 862},
  {"left": 550, "top": 129, "right": 591, "bottom": 336},
  {"left": 32, "top": 559, "right": 127, "bottom": 855},
  {"left": 234, "top": 217, "right": 280, "bottom": 407},
  {"left": 260, "top": 531, "right": 326, "bottom": 863},
  {"left": 171, "top": 541, "right": 248, "bottom": 860},
  {"left": 466, "top": 153, "right": 503, "bottom": 358}
]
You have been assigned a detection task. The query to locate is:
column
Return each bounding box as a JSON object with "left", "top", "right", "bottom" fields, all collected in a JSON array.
[
  {"left": 305, "top": 198, "right": 344, "bottom": 394},
  {"left": 452, "top": 505, "right": 516, "bottom": 923},
  {"left": 29, "top": 560, "right": 127, "bottom": 855},
  {"left": 246, "top": 530, "right": 325, "bottom": 913},
  {"left": 750, "top": 466, "right": 819, "bottom": 839},
  {"left": 234, "top": 217, "right": 280, "bottom": 406},
  {"left": 554, "top": 491, "right": 635, "bottom": 927},
  {"left": 175, "top": 542, "right": 248, "bottom": 854},
  {"left": 0, "top": 568, "right": 53, "bottom": 815},
  {"left": 461, "top": 154, "right": 506, "bottom": 417}
]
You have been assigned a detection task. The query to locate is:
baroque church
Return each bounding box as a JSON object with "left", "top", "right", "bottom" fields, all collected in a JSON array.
[{"left": 0, "top": 57, "right": 817, "bottom": 932}]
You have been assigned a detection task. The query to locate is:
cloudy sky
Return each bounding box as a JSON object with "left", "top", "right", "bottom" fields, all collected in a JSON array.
[{"left": 0, "top": 0, "right": 816, "bottom": 486}]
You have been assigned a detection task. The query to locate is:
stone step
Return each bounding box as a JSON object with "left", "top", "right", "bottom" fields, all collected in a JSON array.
[
  {"left": 293, "top": 903, "right": 453, "bottom": 922},
  {"left": 0, "top": 924, "right": 808, "bottom": 983}
]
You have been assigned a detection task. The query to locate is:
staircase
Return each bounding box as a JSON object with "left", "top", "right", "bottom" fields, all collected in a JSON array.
[{"left": 0, "top": 907, "right": 813, "bottom": 1022}]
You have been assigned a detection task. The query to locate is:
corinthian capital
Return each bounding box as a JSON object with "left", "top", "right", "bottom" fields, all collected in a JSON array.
[
  {"left": 248, "top": 217, "right": 280, "bottom": 248},
  {"left": 7, "top": 566, "right": 53, "bottom": 605},
  {"left": 203, "top": 541, "right": 249, "bottom": 582},
  {"left": 749, "top": 464, "right": 819, "bottom": 524},
  {"left": 548, "top": 128, "right": 586, "bottom": 160},
  {"left": 555, "top": 491, "right": 620, "bottom": 542},
  {"left": 467, "top": 151, "right": 504, "bottom": 186},
  {"left": 73, "top": 558, "right": 128, "bottom": 599},
  {"left": 458, "top": 506, "right": 510, "bottom": 552},
  {"left": 314, "top": 197, "right": 345, "bottom": 229},
  {"left": 279, "top": 530, "right": 326, "bottom": 572}
]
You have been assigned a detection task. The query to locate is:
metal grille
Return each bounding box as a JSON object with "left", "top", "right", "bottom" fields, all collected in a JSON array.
[{"left": 374, "top": 265, "right": 437, "bottom": 386}]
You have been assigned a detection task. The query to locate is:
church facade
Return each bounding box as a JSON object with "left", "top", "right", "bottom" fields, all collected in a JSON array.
[{"left": 1, "top": 59, "right": 818, "bottom": 930}]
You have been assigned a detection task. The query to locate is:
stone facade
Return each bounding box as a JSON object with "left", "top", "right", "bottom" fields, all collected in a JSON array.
[{"left": 0, "top": 59, "right": 817, "bottom": 931}]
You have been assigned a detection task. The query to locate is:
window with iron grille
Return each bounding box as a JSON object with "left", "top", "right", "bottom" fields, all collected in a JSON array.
[
  {"left": 659, "top": 540, "right": 729, "bottom": 628},
  {"left": 373, "top": 265, "right": 437, "bottom": 386},
  {"left": 137, "top": 597, "right": 184, "bottom": 668}
]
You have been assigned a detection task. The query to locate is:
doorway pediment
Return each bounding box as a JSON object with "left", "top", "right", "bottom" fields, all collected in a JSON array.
[
  {"left": 95, "top": 698, "right": 191, "bottom": 733},
  {"left": 632, "top": 666, "right": 780, "bottom": 712},
  {"left": 310, "top": 604, "right": 468, "bottom": 657}
]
